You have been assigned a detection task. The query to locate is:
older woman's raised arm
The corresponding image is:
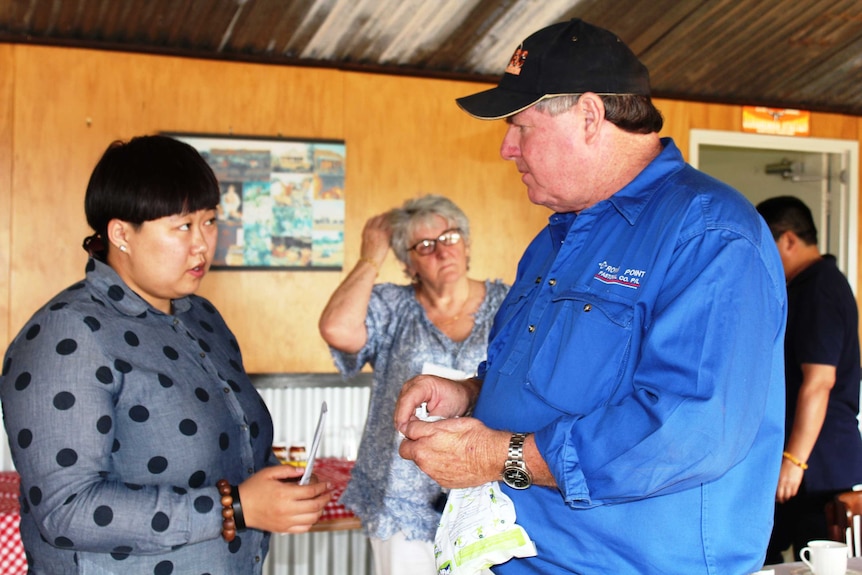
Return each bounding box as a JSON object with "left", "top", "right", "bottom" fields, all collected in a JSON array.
[{"left": 318, "top": 213, "right": 391, "bottom": 353}]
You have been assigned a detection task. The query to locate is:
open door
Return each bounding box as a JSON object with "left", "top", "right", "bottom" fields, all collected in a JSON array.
[{"left": 689, "top": 129, "right": 859, "bottom": 294}]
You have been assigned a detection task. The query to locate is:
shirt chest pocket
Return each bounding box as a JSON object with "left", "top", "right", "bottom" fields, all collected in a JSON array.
[{"left": 526, "top": 291, "right": 634, "bottom": 416}]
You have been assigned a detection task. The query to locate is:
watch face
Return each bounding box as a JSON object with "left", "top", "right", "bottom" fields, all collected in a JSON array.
[{"left": 503, "top": 467, "right": 532, "bottom": 489}]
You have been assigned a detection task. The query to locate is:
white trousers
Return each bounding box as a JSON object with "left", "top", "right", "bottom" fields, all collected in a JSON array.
[{"left": 369, "top": 531, "right": 437, "bottom": 575}]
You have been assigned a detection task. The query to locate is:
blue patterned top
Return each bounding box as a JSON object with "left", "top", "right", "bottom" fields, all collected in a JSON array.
[
  {"left": 332, "top": 280, "right": 509, "bottom": 541},
  {"left": 0, "top": 258, "right": 276, "bottom": 574}
]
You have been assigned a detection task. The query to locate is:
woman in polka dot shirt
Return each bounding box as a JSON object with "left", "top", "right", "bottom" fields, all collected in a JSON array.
[{"left": 0, "top": 135, "right": 331, "bottom": 574}]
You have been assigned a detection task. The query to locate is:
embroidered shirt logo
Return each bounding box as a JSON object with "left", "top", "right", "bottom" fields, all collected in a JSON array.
[
  {"left": 594, "top": 261, "right": 646, "bottom": 289},
  {"left": 505, "top": 46, "right": 528, "bottom": 75}
]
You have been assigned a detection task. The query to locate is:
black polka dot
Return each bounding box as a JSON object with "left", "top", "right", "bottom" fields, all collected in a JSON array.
[
  {"left": 250, "top": 422, "right": 260, "bottom": 438},
  {"left": 63, "top": 493, "right": 77, "bottom": 505},
  {"left": 158, "top": 374, "right": 174, "bottom": 388},
  {"left": 198, "top": 339, "right": 211, "bottom": 353},
  {"left": 172, "top": 486, "right": 187, "bottom": 495},
  {"left": 25, "top": 324, "right": 41, "bottom": 340},
  {"left": 115, "top": 359, "right": 132, "bottom": 374},
  {"left": 96, "top": 415, "right": 112, "bottom": 434},
  {"left": 129, "top": 405, "right": 149, "bottom": 422},
  {"left": 151, "top": 511, "right": 170, "bottom": 532},
  {"left": 96, "top": 366, "right": 113, "bottom": 384},
  {"left": 112, "top": 439, "right": 120, "bottom": 452},
  {"left": 53, "top": 391, "right": 75, "bottom": 410},
  {"left": 14, "top": 372, "right": 31, "bottom": 391},
  {"left": 93, "top": 505, "right": 113, "bottom": 526},
  {"left": 199, "top": 320, "right": 214, "bottom": 333},
  {"left": 56, "top": 448, "right": 78, "bottom": 467},
  {"left": 147, "top": 456, "right": 168, "bottom": 474},
  {"left": 179, "top": 419, "right": 197, "bottom": 436},
  {"left": 17, "top": 429, "right": 32, "bottom": 449},
  {"left": 227, "top": 536, "right": 241, "bottom": 553},
  {"left": 49, "top": 302, "right": 68, "bottom": 311},
  {"left": 83, "top": 316, "right": 101, "bottom": 332},
  {"left": 85, "top": 259, "right": 96, "bottom": 272},
  {"left": 107, "top": 285, "right": 125, "bottom": 301},
  {"left": 111, "top": 545, "right": 132, "bottom": 560},
  {"left": 54, "top": 536, "right": 74, "bottom": 548},
  {"left": 56, "top": 339, "right": 77, "bottom": 355},
  {"left": 163, "top": 346, "right": 179, "bottom": 360},
  {"left": 154, "top": 560, "right": 174, "bottom": 575},
  {"left": 227, "top": 380, "right": 241, "bottom": 393},
  {"left": 194, "top": 495, "right": 214, "bottom": 513},
  {"left": 188, "top": 471, "right": 206, "bottom": 488},
  {"left": 194, "top": 388, "right": 209, "bottom": 402},
  {"left": 28, "top": 486, "right": 42, "bottom": 505},
  {"left": 124, "top": 331, "right": 140, "bottom": 346},
  {"left": 229, "top": 359, "right": 242, "bottom": 372},
  {"left": 230, "top": 339, "right": 240, "bottom": 353},
  {"left": 219, "top": 433, "right": 229, "bottom": 451},
  {"left": 125, "top": 483, "right": 143, "bottom": 490},
  {"left": 201, "top": 301, "right": 215, "bottom": 314}
]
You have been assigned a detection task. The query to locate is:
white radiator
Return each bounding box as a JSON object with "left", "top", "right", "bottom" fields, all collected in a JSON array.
[{"left": 255, "top": 374, "right": 374, "bottom": 575}]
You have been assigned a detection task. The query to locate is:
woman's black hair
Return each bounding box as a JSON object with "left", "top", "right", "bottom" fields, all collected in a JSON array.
[{"left": 83, "top": 135, "right": 220, "bottom": 259}]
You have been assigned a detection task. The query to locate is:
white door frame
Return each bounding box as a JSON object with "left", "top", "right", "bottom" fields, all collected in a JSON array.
[{"left": 689, "top": 129, "right": 859, "bottom": 295}]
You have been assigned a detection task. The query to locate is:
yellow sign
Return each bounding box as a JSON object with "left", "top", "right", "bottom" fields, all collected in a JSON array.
[{"left": 742, "top": 107, "right": 810, "bottom": 136}]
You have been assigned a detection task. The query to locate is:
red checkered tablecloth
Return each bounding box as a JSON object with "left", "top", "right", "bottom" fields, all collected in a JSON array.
[
  {"left": 313, "top": 458, "right": 356, "bottom": 522},
  {"left": 0, "top": 472, "right": 26, "bottom": 575}
]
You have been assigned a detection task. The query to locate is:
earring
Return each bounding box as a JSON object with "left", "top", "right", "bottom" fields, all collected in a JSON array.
[{"left": 119, "top": 245, "right": 127, "bottom": 252}]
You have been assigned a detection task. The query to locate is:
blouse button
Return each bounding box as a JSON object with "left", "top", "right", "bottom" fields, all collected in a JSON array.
[
  {"left": 584, "top": 304, "right": 592, "bottom": 312},
  {"left": 223, "top": 387, "right": 231, "bottom": 393},
  {"left": 548, "top": 279, "right": 557, "bottom": 286},
  {"left": 534, "top": 276, "right": 542, "bottom": 284},
  {"left": 199, "top": 352, "right": 206, "bottom": 358},
  {"left": 528, "top": 325, "right": 536, "bottom": 332},
  {"left": 247, "top": 467, "right": 254, "bottom": 475}
]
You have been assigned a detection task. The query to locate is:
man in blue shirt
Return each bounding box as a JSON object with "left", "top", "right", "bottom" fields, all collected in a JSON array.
[{"left": 395, "top": 18, "right": 787, "bottom": 574}]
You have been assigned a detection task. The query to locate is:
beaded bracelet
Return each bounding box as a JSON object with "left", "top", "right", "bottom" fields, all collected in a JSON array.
[
  {"left": 217, "top": 479, "right": 245, "bottom": 542},
  {"left": 782, "top": 451, "right": 809, "bottom": 470}
]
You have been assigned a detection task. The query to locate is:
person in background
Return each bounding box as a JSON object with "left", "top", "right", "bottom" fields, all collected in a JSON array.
[
  {"left": 393, "top": 19, "right": 787, "bottom": 575},
  {"left": 0, "top": 135, "right": 330, "bottom": 575},
  {"left": 757, "top": 195, "right": 862, "bottom": 563},
  {"left": 318, "top": 194, "right": 509, "bottom": 575}
]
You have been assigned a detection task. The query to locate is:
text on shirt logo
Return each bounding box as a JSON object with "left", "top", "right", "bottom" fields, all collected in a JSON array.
[{"left": 594, "top": 261, "right": 645, "bottom": 289}]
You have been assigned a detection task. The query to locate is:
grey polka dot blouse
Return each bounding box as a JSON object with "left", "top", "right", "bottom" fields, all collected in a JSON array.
[{"left": 0, "top": 258, "right": 276, "bottom": 574}]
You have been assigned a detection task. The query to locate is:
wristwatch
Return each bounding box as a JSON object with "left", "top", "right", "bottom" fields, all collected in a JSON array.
[{"left": 501, "top": 432, "right": 533, "bottom": 489}]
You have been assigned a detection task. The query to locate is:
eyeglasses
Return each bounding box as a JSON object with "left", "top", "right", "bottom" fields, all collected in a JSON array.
[{"left": 408, "top": 228, "right": 463, "bottom": 256}]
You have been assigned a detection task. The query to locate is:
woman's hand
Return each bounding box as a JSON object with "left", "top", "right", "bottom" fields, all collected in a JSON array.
[
  {"left": 238, "top": 465, "right": 332, "bottom": 534},
  {"left": 360, "top": 213, "right": 392, "bottom": 265}
]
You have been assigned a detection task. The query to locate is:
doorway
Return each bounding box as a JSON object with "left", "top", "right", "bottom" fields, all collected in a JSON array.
[{"left": 689, "top": 129, "right": 859, "bottom": 294}]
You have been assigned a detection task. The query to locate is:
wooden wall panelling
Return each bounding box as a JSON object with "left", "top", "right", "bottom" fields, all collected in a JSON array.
[{"left": 0, "top": 45, "right": 12, "bottom": 348}]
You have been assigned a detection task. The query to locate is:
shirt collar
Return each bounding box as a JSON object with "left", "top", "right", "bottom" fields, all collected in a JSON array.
[{"left": 85, "top": 257, "right": 192, "bottom": 317}]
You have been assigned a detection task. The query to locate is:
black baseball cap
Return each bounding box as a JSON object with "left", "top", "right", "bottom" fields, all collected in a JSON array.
[{"left": 456, "top": 19, "right": 651, "bottom": 120}]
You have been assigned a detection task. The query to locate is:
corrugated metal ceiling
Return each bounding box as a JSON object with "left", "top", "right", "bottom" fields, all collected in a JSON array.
[{"left": 2, "top": 0, "right": 862, "bottom": 116}]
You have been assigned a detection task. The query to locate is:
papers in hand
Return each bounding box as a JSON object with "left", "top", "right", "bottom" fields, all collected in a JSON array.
[
  {"left": 435, "top": 481, "right": 536, "bottom": 574},
  {"left": 299, "top": 401, "right": 327, "bottom": 485}
]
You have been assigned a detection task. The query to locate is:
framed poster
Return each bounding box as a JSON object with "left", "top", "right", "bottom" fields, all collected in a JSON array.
[{"left": 165, "top": 132, "right": 345, "bottom": 270}]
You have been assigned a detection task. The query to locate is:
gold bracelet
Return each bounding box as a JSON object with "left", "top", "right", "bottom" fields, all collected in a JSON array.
[
  {"left": 782, "top": 451, "right": 809, "bottom": 470},
  {"left": 357, "top": 257, "right": 379, "bottom": 274}
]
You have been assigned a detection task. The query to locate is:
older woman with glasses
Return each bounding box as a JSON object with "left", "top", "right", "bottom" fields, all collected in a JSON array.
[{"left": 318, "top": 194, "right": 509, "bottom": 575}]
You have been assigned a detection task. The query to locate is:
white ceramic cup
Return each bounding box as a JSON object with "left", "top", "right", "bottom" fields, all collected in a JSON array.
[{"left": 799, "top": 540, "right": 848, "bottom": 575}]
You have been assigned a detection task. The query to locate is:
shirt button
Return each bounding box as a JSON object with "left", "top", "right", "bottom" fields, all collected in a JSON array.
[
  {"left": 548, "top": 279, "right": 556, "bottom": 286},
  {"left": 584, "top": 304, "right": 592, "bottom": 312},
  {"left": 200, "top": 352, "right": 206, "bottom": 358},
  {"left": 247, "top": 467, "right": 254, "bottom": 475},
  {"left": 173, "top": 318, "right": 180, "bottom": 326},
  {"left": 534, "top": 276, "right": 542, "bottom": 284},
  {"left": 241, "top": 424, "right": 248, "bottom": 431},
  {"left": 255, "top": 556, "right": 261, "bottom": 563},
  {"left": 528, "top": 325, "right": 536, "bottom": 332}
]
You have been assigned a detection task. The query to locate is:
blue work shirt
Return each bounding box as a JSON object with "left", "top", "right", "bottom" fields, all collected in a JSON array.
[
  {"left": 475, "top": 139, "right": 787, "bottom": 575},
  {"left": 0, "top": 258, "right": 275, "bottom": 574}
]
